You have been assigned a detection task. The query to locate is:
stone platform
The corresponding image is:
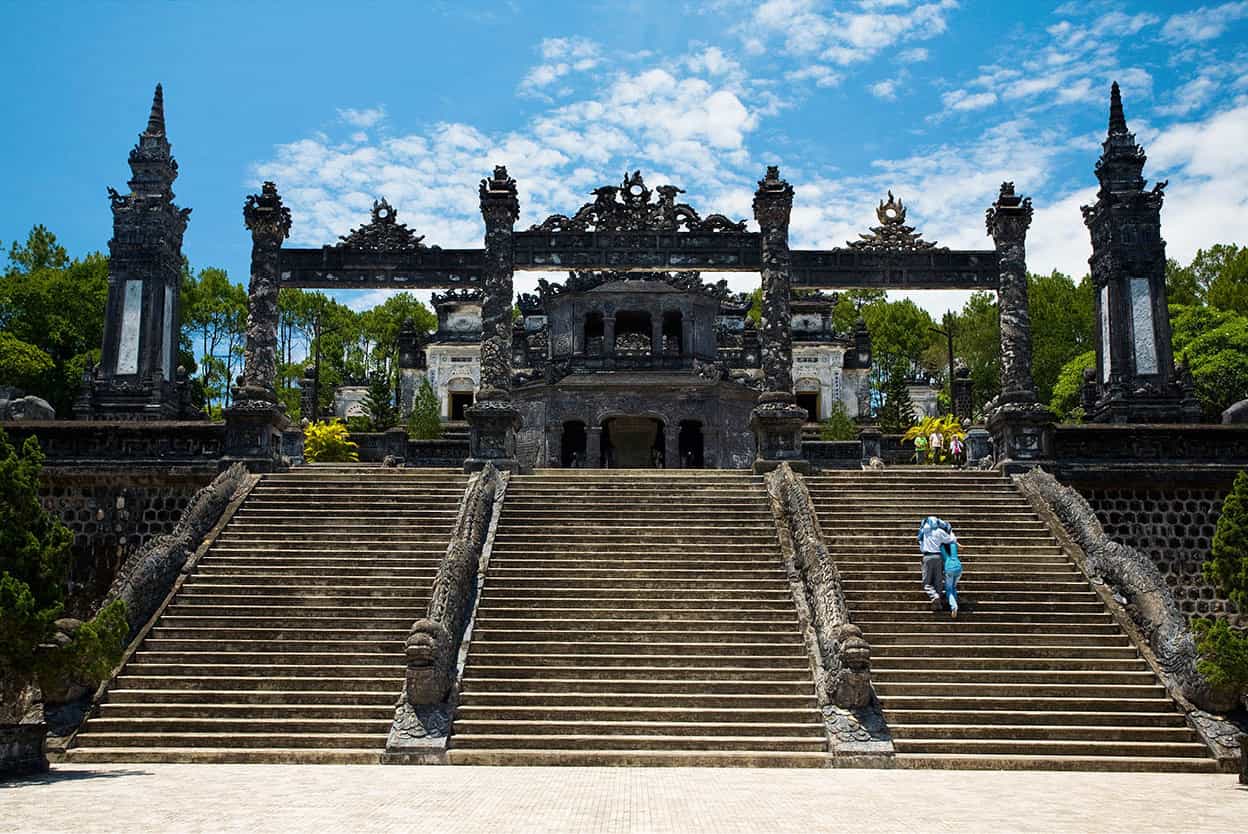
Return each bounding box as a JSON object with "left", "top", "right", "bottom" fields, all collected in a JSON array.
[{"left": 2, "top": 764, "right": 1244, "bottom": 833}]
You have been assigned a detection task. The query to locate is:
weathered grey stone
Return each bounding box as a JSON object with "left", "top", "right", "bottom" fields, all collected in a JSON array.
[
  {"left": 1017, "top": 468, "right": 1239, "bottom": 712},
  {"left": 1223, "top": 399, "right": 1248, "bottom": 424},
  {"left": 0, "top": 396, "right": 55, "bottom": 421}
]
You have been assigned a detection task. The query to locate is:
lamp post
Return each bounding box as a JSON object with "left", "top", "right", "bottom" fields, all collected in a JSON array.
[{"left": 930, "top": 314, "right": 956, "bottom": 408}]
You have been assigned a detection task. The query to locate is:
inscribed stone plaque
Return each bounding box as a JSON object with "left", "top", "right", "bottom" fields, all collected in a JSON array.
[
  {"left": 1100, "top": 285, "right": 1110, "bottom": 383},
  {"left": 163, "top": 284, "right": 174, "bottom": 380},
  {"left": 1130, "top": 277, "right": 1158, "bottom": 375},
  {"left": 117, "top": 280, "right": 143, "bottom": 375}
]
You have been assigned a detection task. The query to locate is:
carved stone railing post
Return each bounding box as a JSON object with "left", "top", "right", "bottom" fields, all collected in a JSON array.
[
  {"left": 466, "top": 166, "right": 521, "bottom": 473},
  {"left": 751, "top": 167, "right": 808, "bottom": 474},
  {"left": 764, "top": 463, "right": 892, "bottom": 757},
  {"left": 985, "top": 182, "right": 1053, "bottom": 473},
  {"left": 223, "top": 182, "right": 292, "bottom": 471},
  {"left": 387, "top": 464, "right": 503, "bottom": 761}
]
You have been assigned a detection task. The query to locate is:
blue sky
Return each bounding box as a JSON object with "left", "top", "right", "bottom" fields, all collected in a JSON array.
[{"left": 3, "top": 1, "right": 1247, "bottom": 314}]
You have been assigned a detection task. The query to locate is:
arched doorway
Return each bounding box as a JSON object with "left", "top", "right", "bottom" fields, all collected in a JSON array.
[
  {"left": 561, "top": 420, "right": 587, "bottom": 467},
  {"left": 678, "top": 420, "right": 704, "bottom": 468},
  {"left": 446, "top": 377, "right": 475, "bottom": 421},
  {"left": 602, "top": 416, "right": 664, "bottom": 468}
]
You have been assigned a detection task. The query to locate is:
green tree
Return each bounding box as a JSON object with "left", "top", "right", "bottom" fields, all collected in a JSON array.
[
  {"left": 1166, "top": 258, "right": 1203, "bottom": 307},
  {"left": 818, "top": 401, "right": 857, "bottom": 441},
  {"left": 0, "top": 227, "right": 108, "bottom": 414},
  {"left": 1175, "top": 313, "right": 1248, "bottom": 419},
  {"left": 877, "top": 359, "right": 917, "bottom": 433},
  {"left": 0, "top": 429, "right": 126, "bottom": 722},
  {"left": 0, "top": 333, "right": 55, "bottom": 394},
  {"left": 1050, "top": 349, "right": 1096, "bottom": 421},
  {"left": 361, "top": 373, "right": 397, "bottom": 431},
  {"left": 182, "top": 266, "right": 247, "bottom": 413},
  {"left": 1029, "top": 271, "right": 1094, "bottom": 405},
  {"left": 408, "top": 378, "right": 442, "bottom": 440},
  {"left": 1204, "top": 470, "right": 1248, "bottom": 613}
]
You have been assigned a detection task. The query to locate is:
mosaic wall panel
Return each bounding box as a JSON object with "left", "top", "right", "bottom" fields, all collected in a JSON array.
[{"left": 1079, "top": 484, "right": 1242, "bottom": 626}]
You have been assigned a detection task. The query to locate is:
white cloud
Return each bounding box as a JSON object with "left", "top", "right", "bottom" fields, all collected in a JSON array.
[
  {"left": 744, "top": 0, "right": 959, "bottom": 67},
  {"left": 942, "top": 89, "right": 997, "bottom": 112},
  {"left": 869, "top": 79, "right": 898, "bottom": 100},
  {"left": 337, "top": 107, "right": 386, "bottom": 129},
  {"left": 1155, "top": 74, "right": 1221, "bottom": 117},
  {"left": 899, "top": 47, "right": 929, "bottom": 63},
  {"left": 1161, "top": 2, "right": 1248, "bottom": 44},
  {"left": 518, "top": 36, "right": 602, "bottom": 98}
]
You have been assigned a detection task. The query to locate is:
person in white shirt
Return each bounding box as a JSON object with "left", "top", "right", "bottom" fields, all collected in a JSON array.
[{"left": 918, "top": 515, "right": 957, "bottom": 612}]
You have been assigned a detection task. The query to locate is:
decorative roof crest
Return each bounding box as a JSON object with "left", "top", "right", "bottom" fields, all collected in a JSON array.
[
  {"left": 847, "top": 191, "right": 945, "bottom": 252},
  {"left": 431, "top": 287, "right": 483, "bottom": 306},
  {"left": 531, "top": 170, "right": 747, "bottom": 233},
  {"left": 337, "top": 199, "right": 427, "bottom": 251}
]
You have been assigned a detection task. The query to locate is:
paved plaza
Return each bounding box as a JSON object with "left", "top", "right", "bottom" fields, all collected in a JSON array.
[{"left": 1, "top": 764, "right": 1245, "bottom": 833}]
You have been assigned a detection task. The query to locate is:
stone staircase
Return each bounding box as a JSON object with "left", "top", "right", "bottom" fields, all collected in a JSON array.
[
  {"left": 807, "top": 469, "right": 1215, "bottom": 772},
  {"left": 448, "top": 470, "right": 826, "bottom": 766},
  {"left": 68, "top": 465, "right": 468, "bottom": 764}
]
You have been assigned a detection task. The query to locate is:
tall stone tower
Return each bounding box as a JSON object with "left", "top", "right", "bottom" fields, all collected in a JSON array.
[
  {"left": 77, "top": 84, "right": 193, "bottom": 419},
  {"left": 1081, "top": 82, "right": 1199, "bottom": 423}
]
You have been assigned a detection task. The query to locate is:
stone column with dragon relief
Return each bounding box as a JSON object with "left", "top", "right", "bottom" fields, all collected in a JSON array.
[
  {"left": 465, "top": 166, "right": 522, "bottom": 473},
  {"left": 222, "top": 181, "right": 292, "bottom": 471},
  {"left": 985, "top": 182, "right": 1053, "bottom": 472},
  {"left": 750, "top": 166, "right": 809, "bottom": 474}
]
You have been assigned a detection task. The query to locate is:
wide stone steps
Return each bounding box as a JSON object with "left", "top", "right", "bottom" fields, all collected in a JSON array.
[
  {"left": 451, "top": 472, "right": 825, "bottom": 766},
  {"left": 69, "top": 466, "right": 467, "bottom": 765},
  {"left": 810, "top": 470, "right": 1210, "bottom": 772}
]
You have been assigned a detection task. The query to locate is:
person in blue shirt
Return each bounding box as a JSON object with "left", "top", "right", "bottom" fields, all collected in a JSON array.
[
  {"left": 918, "top": 516, "right": 957, "bottom": 612},
  {"left": 941, "top": 537, "right": 963, "bottom": 618}
]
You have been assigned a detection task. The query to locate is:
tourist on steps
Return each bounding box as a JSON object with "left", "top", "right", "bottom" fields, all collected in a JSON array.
[
  {"left": 942, "top": 538, "right": 963, "bottom": 618},
  {"left": 918, "top": 515, "right": 957, "bottom": 612}
]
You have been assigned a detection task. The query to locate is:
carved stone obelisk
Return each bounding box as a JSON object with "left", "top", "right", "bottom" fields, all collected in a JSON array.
[
  {"left": 78, "top": 84, "right": 193, "bottom": 420},
  {"left": 985, "top": 182, "right": 1053, "bottom": 471},
  {"left": 1082, "top": 82, "right": 1200, "bottom": 423},
  {"left": 465, "top": 166, "right": 522, "bottom": 473},
  {"left": 750, "top": 166, "right": 808, "bottom": 473},
  {"left": 222, "top": 181, "right": 292, "bottom": 471}
]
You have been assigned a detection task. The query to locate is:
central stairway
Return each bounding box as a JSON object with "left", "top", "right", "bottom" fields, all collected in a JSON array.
[
  {"left": 807, "top": 469, "right": 1214, "bottom": 772},
  {"left": 68, "top": 465, "right": 468, "bottom": 764},
  {"left": 449, "top": 470, "right": 826, "bottom": 766}
]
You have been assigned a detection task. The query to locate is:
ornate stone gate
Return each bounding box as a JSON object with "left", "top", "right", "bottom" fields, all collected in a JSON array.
[{"left": 226, "top": 164, "right": 1039, "bottom": 472}]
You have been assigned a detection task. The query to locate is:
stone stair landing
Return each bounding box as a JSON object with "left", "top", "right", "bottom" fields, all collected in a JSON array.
[
  {"left": 67, "top": 465, "right": 468, "bottom": 764},
  {"left": 448, "top": 470, "right": 827, "bottom": 767},
  {"left": 808, "top": 469, "right": 1215, "bottom": 772}
]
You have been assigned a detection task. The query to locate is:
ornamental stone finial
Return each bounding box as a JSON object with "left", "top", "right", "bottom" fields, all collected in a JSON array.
[
  {"left": 479, "top": 165, "right": 520, "bottom": 226},
  {"left": 985, "top": 181, "right": 1033, "bottom": 241},
  {"left": 753, "top": 166, "right": 794, "bottom": 230},
  {"left": 243, "top": 181, "right": 292, "bottom": 242},
  {"left": 1108, "top": 80, "right": 1128, "bottom": 135},
  {"left": 147, "top": 83, "right": 166, "bottom": 136}
]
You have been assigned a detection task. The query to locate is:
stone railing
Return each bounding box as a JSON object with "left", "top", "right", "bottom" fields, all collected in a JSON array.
[
  {"left": 1016, "top": 468, "right": 1245, "bottom": 768},
  {"left": 765, "top": 463, "right": 891, "bottom": 756},
  {"left": 1053, "top": 424, "right": 1248, "bottom": 470},
  {"left": 1, "top": 420, "right": 225, "bottom": 468},
  {"left": 764, "top": 463, "right": 871, "bottom": 709},
  {"left": 105, "top": 463, "right": 253, "bottom": 641},
  {"left": 407, "top": 438, "right": 470, "bottom": 467},
  {"left": 801, "top": 440, "right": 863, "bottom": 470},
  {"left": 388, "top": 464, "right": 504, "bottom": 760}
]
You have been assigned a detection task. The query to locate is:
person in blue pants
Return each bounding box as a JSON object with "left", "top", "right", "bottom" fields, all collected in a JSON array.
[{"left": 942, "top": 538, "right": 963, "bottom": 618}]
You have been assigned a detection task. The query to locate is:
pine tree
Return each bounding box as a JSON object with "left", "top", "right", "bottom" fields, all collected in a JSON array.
[
  {"left": 1204, "top": 469, "right": 1248, "bottom": 610},
  {"left": 361, "top": 373, "right": 398, "bottom": 431},
  {"left": 877, "top": 360, "right": 917, "bottom": 433},
  {"left": 407, "top": 378, "right": 442, "bottom": 440}
]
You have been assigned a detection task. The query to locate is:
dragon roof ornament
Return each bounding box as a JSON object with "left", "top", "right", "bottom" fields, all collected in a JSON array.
[
  {"left": 847, "top": 191, "right": 946, "bottom": 253},
  {"left": 337, "top": 199, "right": 428, "bottom": 251},
  {"left": 530, "top": 171, "right": 748, "bottom": 234}
]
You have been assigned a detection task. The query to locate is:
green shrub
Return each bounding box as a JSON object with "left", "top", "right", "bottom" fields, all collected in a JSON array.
[
  {"left": 818, "top": 401, "right": 857, "bottom": 441},
  {"left": 1204, "top": 470, "right": 1248, "bottom": 611},
  {"left": 0, "top": 332, "right": 55, "bottom": 394},
  {"left": 304, "top": 420, "right": 359, "bottom": 463},
  {"left": 1192, "top": 618, "right": 1248, "bottom": 694},
  {"left": 0, "top": 428, "right": 126, "bottom": 721},
  {"left": 408, "top": 378, "right": 442, "bottom": 440},
  {"left": 1050, "top": 349, "right": 1096, "bottom": 421}
]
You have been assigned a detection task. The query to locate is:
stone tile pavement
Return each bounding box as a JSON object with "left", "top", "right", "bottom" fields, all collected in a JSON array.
[{"left": 1, "top": 765, "right": 1245, "bottom": 834}]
